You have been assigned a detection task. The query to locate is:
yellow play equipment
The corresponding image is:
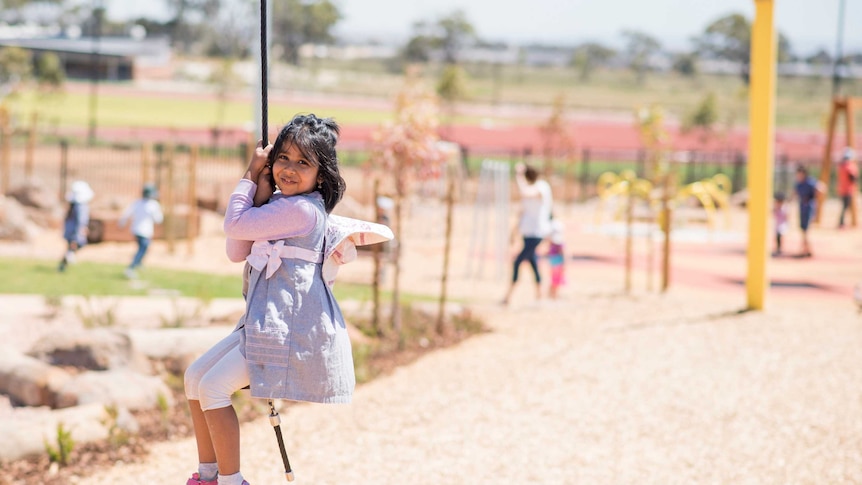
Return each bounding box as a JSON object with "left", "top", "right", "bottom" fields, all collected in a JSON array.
[{"left": 595, "top": 171, "right": 732, "bottom": 230}]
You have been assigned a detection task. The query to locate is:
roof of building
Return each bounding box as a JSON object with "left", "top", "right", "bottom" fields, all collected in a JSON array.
[{"left": 0, "top": 36, "right": 169, "bottom": 58}]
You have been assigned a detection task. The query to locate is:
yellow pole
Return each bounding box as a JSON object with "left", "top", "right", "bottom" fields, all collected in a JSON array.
[{"left": 746, "top": 0, "right": 777, "bottom": 310}]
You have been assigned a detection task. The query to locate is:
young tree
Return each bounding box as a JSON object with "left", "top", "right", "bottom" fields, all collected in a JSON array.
[
  {"left": 683, "top": 92, "right": 719, "bottom": 145},
  {"left": 671, "top": 52, "right": 698, "bottom": 77},
  {"left": 695, "top": 12, "right": 792, "bottom": 83},
  {"left": 570, "top": 42, "right": 616, "bottom": 82},
  {"left": 435, "top": 10, "right": 475, "bottom": 64},
  {"left": 403, "top": 10, "right": 476, "bottom": 65},
  {"left": 436, "top": 63, "right": 468, "bottom": 133},
  {"left": 621, "top": 29, "right": 662, "bottom": 85},
  {"left": 271, "top": 0, "right": 342, "bottom": 65},
  {"left": 35, "top": 52, "right": 65, "bottom": 93},
  {"left": 0, "top": 46, "right": 32, "bottom": 98},
  {"left": 371, "top": 71, "right": 447, "bottom": 332},
  {"left": 165, "top": 0, "right": 222, "bottom": 52}
]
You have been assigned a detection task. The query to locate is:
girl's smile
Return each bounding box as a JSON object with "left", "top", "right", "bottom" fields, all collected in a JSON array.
[{"left": 272, "top": 144, "right": 320, "bottom": 196}]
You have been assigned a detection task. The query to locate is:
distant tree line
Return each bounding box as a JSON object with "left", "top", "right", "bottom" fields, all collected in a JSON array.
[{"left": 0, "top": 0, "right": 859, "bottom": 91}]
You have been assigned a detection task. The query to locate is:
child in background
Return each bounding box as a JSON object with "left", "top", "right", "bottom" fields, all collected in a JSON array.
[
  {"left": 793, "top": 165, "right": 822, "bottom": 258},
  {"left": 58, "top": 180, "right": 94, "bottom": 272},
  {"left": 119, "top": 183, "right": 163, "bottom": 279},
  {"left": 183, "top": 114, "right": 391, "bottom": 485},
  {"left": 547, "top": 216, "right": 566, "bottom": 299},
  {"left": 772, "top": 192, "right": 788, "bottom": 257}
]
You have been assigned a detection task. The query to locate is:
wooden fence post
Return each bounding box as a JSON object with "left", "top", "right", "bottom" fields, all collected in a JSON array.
[
  {"left": 0, "top": 107, "right": 9, "bottom": 194},
  {"left": 165, "top": 144, "right": 176, "bottom": 255},
  {"left": 624, "top": 182, "right": 634, "bottom": 293},
  {"left": 25, "top": 112, "right": 37, "bottom": 179},
  {"left": 187, "top": 145, "right": 199, "bottom": 255},
  {"left": 141, "top": 143, "right": 152, "bottom": 186}
]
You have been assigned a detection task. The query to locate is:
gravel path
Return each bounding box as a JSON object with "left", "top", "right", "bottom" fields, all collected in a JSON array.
[
  {"left": 5, "top": 199, "right": 860, "bottom": 484},
  {"left": 79, "top": 286, "right": 862, "bottom": 485}
]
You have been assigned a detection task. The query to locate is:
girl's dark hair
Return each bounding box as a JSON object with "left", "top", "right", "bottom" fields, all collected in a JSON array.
[
  {"left": 524, "top": 164, "right": 539, "bottom": 183},
  {"left": 269, "top": 114, "right": 346, "bottom": 213}
]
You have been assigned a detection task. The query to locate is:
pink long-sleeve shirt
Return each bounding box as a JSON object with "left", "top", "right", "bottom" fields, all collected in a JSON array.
[{"left": 223, "top": 179, "right": 320, "bottom": 262}]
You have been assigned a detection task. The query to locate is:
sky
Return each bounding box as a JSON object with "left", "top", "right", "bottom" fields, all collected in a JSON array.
[{"left": 105, "top": 0, "right": 862, "bottom": 55}]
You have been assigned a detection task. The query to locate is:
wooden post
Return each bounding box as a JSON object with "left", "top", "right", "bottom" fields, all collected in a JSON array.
[
  {"left": 371, "top": 179, "right": 382, "bottom": 336},
  {"left": 165, "top": 144, "right": 176, "bottom": 255},
  {"left": 624, "top": 182, "right": 634, "bottom": 293},
  {"left": 647, "top": 208, "right": 654, "bottom": 292},
  {"left": 661, "top": 174, "right": 672, "bottom": 292},
  {"left": 24, "top": 112, "right": 37, "bottom": 179},
  {"left": 59, "top": 139, "right": 69, "bottom": 201},
  {"left": 0, "top": 107, "right": 9, "bottom": 194},
  {"left": 815, "top": 98, "right": 840, "bottom": 224},
  {"left": 844, "top": 99, "right": 858, "bottom": 227},
  {"left": 141, "top": 143, "right": 152, "bottom": 186},
  {"left": 187, "top": 145, "right": 199, "bottom": 255},
  {"left": 437, "top": 176, "right": 456, "bottom": 335}
]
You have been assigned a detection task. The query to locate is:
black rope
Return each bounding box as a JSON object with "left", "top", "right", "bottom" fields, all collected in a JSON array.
[
  {"left": 274, "top": 424, "right": 293, "bottom": 475},
  {"left": 260, "top": 0, "right": 269, "bottom": 145}
]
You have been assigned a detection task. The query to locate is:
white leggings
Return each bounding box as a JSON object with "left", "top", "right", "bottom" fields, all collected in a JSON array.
[{"left": 184, "top": 330, "right": 250, "bottom": 411}]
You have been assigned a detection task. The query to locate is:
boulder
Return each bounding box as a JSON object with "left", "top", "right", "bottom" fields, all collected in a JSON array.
[
  {"left": 8, "top": 180, "right": 60, "bottom": 210},
  {"left": 28, "top": 328, "right": 150, "bottom": 373},
  {"left": 127, "top": 325, "right": 235, "bottom": 374},
  {"left": 0, "top": 403, "right": 110, "bottom": 462},
  {"left": 0, "top": 349, "right": 73, "bottom": 408},
  {"left": 56, "top": 369, "right": 174, "bottom": 411},
  {"left": 0, "top": 196, "right": 38, "bottom": 241}
]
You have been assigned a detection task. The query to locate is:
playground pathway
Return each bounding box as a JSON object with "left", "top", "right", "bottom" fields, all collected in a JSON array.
[
  {"left": 77, "top": 200, "right": 862, "bottom": 484},
  {"left": 80, "top": 285, "right": 862, "bottom": 484},
  {"left": 5, "top": 194, "right": 860, "bottom": 484}
]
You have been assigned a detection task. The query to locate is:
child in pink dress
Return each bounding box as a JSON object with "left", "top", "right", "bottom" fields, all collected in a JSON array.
[
  {"left": 772, "top": 192, "right": 788, "bottom": 257},
  {"left": 547, "top": 218, "right": 566, "bottom": 299}
]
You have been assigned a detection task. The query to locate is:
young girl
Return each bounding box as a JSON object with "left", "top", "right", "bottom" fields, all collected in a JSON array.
[
  {"left": 183, "top": 114, "right": 391, "bottom": 485},
  {"left": 58, "top": 180, "right": 94, "bottom": 272},
  {"left": 546, "top": 216, "right": 566, "bottom": 299},
  {"left": 772, "top": 192, "right": 788, "bottom": 257}
]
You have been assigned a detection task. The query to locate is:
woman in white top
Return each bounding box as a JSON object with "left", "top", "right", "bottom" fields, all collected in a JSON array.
[{"left": 503, "top": 163, "right": 552, "bottom": 304}]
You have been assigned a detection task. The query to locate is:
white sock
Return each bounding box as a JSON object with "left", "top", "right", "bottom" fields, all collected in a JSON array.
[
  {"left": 199, "top": 462, "right": 218, "bottom": 481},
  {"left": 218, "top": 471, "right": 245, "bottom": 485}
]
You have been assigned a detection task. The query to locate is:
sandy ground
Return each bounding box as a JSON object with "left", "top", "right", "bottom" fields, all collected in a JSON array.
[{"left": 3, "top": 195, "right": 862, "bottom": 484}]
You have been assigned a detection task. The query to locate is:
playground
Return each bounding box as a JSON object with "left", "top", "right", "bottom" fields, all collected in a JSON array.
[
  {"left": 2, "top": 1, "right": 862, "bottom": 483},
  {"left": 1, "top": 191, "right": 859, "bottom": 483}
]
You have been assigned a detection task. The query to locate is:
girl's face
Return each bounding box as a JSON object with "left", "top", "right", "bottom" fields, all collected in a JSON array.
[{"left": 272, "top": 143, "right": 320, "bottom": 197}]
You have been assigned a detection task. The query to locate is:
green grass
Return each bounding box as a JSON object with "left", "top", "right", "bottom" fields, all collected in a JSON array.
[
  {"left": 0, "top": 257, "right": 434, "bottom": 302},
  {"left": 6, "top": 58, "right": 854, "bottom": 134}
]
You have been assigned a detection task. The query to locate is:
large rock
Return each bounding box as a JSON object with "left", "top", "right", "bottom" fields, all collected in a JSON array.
[
  {"left": 0, "top": 403, "right": 110, "bottom": 462},
  {"left": 28, "top": 328, "right": 150, "bottom": 373},
  {"left": 0, "top": 349, "right": 72, "bottom": 408},
  {"left": 0, "top": 196, "right": 38, "bottom": 241},
  {"left": 8, "top": 180, "right": 61, "bottom": 210},
  {"left": 127, "top": 325, "right": 236, "bottom": 374},
  {"left": 55, "top": 369, "right": 174, "bottom": 411}
]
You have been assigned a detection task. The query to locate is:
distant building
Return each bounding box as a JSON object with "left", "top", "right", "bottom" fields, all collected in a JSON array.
[{"left": 0, "top": 36, "right": 171, "bottom": 81}]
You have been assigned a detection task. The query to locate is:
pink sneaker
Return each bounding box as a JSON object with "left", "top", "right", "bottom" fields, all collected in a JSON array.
[{"left": 186, "top": 472, "right": 218, "bottom": 485}]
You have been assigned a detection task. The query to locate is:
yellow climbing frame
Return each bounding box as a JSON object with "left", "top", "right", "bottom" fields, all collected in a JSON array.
[{"left": 746, "top": 0, "right": 776, "bottom": 310}]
